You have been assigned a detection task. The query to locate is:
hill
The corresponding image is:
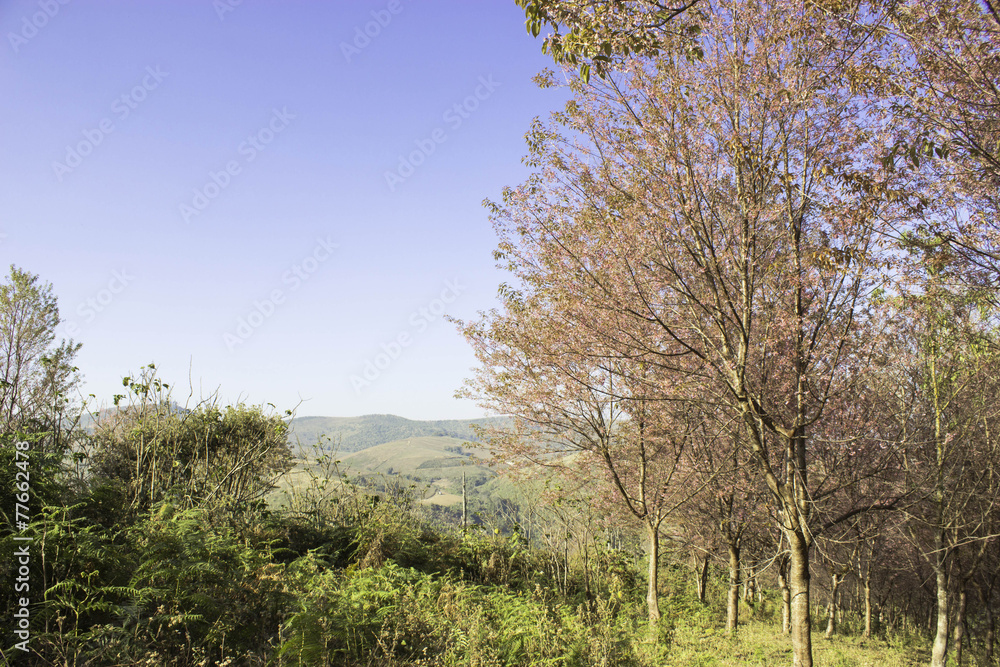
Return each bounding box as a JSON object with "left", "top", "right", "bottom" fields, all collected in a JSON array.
[
  {"left": 287, "top": 414, "right": 507, "bottom": 453},
  {"left": 338, "top": 436, "right": 496, "bottom": 508}
]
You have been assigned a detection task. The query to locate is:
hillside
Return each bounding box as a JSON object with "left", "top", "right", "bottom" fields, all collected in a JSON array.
[
  {"left": 287, "top": 413, "right": 508, "bottom": 453},
  {"left": 339, "top": 436, "right": 495, "bottom": 508}
]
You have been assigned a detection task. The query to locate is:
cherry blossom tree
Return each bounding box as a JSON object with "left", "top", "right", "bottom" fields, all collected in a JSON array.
[
  {"left": 459, "top": 294, "right": 712, "bottom": 623},
  {"left": 471, "top": 1, "right": 919, "bottom": 663},
  {"left": 675, "top": 412, "right": 768, "bottom": 634},
  {"left": 514, "top": 0, "right": 706, "bottom": 81},
  {"left": 889, "top": 274, "right": 1000, "bottom": 667},
  {"left": 865, "top": 0, "right": 1000, "bottom": 301}
]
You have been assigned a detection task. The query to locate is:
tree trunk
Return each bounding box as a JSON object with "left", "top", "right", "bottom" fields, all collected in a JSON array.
[
  {"left": 863, "top": 575, "right": 873, "bottom": 639},
  {"left": 461, "top": 469, "right": 467, "bottom": 533},
  {"left": 788, "top": 528, "right": 813, "bottom": 667},
  {"left": 779, "top": 554, "right": 791, "bottom": 635},
  {"left": 646, "top": 520, "right": 661, "bottom": 624},
  {"left": 744, "top": 559, "right": 758, "bottom": 605},
  {"left": 953, "top": 587, "right": 967, "bottom": 667},
  {"left": 985, "top": 596, "right": 995, "bottom": 665},
  {"left": 695, "top": 554, "right": 710, "bottom": 604},
  {"left": 930, "top": 549, "right": 950, "bottom": 667},
  {"left": 979, "top": 576, "right": 996, "bottom": 665},
  {"left": 563, "top": 527, "right": 570, "bottom": 596},
  {"left": 826, "top": 572, "right": 844, "bottom": 639},
  {"left": 727, "top": 541, "right": 741, "bottom": 635}
]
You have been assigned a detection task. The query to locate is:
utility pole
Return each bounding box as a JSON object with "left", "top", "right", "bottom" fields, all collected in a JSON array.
[{"left": 462, "top": 468, "right": 468, "bottom": 533}]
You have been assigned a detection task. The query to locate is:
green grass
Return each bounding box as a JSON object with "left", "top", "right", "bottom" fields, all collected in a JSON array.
[
  {"left": 340, "top": 436, "right": 491, "bottom": 475},
  {"left": 663, "top": 620, "right": 929, "bottom": 667},
  {"left": 340, "top": 436, "right": 495, "bottom": 504}
]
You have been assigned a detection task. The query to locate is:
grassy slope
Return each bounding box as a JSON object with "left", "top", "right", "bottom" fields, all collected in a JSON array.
[
  {"left": 274, "top": 435, "right": 505, "bottom": 510},
  {"left": 287, "top": 414, "right": 508, "bottom": 453},
  {"left": 340, "top": 436, "right": 495, "bottom": 507},
  {"left": 341, "top": 436, "right": 489, "bottom": 472},
  {"left": 282, "top": 414, "right": 527, "bottom": 511}
]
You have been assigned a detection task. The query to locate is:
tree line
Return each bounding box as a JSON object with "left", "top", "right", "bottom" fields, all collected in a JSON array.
[{"left": 459, "top": 1, "right": 1000, "bottom": 666}]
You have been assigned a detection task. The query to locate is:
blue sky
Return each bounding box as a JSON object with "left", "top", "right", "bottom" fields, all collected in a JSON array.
[{"left": 1, "top": 0, "right": 566, "bottom": 420}]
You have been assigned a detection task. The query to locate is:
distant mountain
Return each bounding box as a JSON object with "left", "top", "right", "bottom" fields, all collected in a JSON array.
[
  {"left": 338, "top": 436, "right": 496, "bottom": 508},
  {"left": 287, "top": 414, "right": 508, "bottom": 454}
]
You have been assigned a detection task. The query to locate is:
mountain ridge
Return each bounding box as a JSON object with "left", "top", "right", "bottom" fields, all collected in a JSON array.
[{"left": 287, "top": 413, "right": 508, "bottom": 454}]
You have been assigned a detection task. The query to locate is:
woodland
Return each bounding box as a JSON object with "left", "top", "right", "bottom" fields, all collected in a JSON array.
[{"left": 3, "top": 0, "right": 1000, "bottom": 665}]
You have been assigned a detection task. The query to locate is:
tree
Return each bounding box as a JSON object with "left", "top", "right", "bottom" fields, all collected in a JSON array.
[
  {"left": 887, "top": 0, "right": 1000, "bottom": 182},
  {"left": 460, "top": 298, "right": 710, "bottom": 624},
  {"left": 675, "top": 413, "right": 768, "bottom": 634},
  {"left": 516, "top": 0, "right": 706, "bottom": 81},
  {"left": 891, "top": 277, "right": 1000, "bottom": 667},
  {"left": 0, "top": 265, "right": 81, "bottom": 441},
  {"left": 869, "top": 0, "right": 1000, "bottom": 298},
  {"left": 476, "top": 1, "right": 915, "bottom": 662}
]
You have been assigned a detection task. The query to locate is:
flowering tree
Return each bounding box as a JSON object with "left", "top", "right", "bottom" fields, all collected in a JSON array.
[
  {"left": 673, "top": 411, "right": 769, "bottom": 634},
  {"left": 873, "top": 0, "right": 1000, "bottom": 298},
  {"left": 515, "top": 0, "right": 706, "bottom": 81},
  {"left": 471, "top": 0, "right": 924, "bottom": 663},
  {"left": 459, "top": 292, "right": 712, "bottom": 624},
  {"left": 889, "top": 275, "right": 1000, "bottom": 667}
]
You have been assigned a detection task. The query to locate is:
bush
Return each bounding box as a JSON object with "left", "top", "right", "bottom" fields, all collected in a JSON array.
[
  {"left": 123, "top": 503, "right": 288, "bottom": 666},
  {"left": 279, "top": 556, "right": 652, "bottom": 667}
]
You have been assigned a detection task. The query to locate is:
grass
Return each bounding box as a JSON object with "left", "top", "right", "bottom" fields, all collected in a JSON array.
[
  {"left": 269, "top": 436, "right": 499, "bottom": 510},
  {"left": 664, "top": 620, "right": 929, "bottom": 667},
  {"left": 339, "top": 436, "right": 492, "bottom": 477}
]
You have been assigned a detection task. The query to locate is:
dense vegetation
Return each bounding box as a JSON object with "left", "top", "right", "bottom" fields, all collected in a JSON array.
[
  {"left": 0, "top": 357, "right": 932, "bottom": 665},
  {"left": 457, "top": 1, "right": 1000, "bottom": 666},
  {"left": 4, "top": 0, "right": 1000, "bottom": 665},
  {"left": 0, "top": 266, "right": 943, "bottom": 666}
]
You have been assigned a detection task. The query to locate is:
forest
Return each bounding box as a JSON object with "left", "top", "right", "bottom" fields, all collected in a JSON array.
[{"left": 3, "top": 0, "right": 1000, "bottom": 665}]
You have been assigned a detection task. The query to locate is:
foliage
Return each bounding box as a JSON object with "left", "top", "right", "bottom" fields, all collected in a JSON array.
[
  {"left": 0, "top": 265, "right": 82, "bottom": 442},
  {"left": 279, "top": 556, "right": 648, "bottom": 667},
  {"left": 0, "top": 383, "right": 943, "bottom": 667},
  {"left": 88, "top": 366, "right": 292, "bottom": 523},
  {"left": 6, "top": 0, "right": 1000, "bottom": 660},
  {"left": 122, "top": 503, "right": 288, "bottom": 666}
]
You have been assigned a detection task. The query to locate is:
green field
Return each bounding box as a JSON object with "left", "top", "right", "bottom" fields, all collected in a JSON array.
[
  {"left": 340, "top": 436, "right": 495, "bottom": 505},
  {"left": 286, "top": 414, "right": 507, "bottom": 454},
  {"left": 274, "top": 434, "right": 506, "bottom": 512}
]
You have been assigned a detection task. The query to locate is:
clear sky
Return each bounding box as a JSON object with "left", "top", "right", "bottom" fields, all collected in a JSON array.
[{"left": 1, "top": 0, "right": 567, "bottom": 420}]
